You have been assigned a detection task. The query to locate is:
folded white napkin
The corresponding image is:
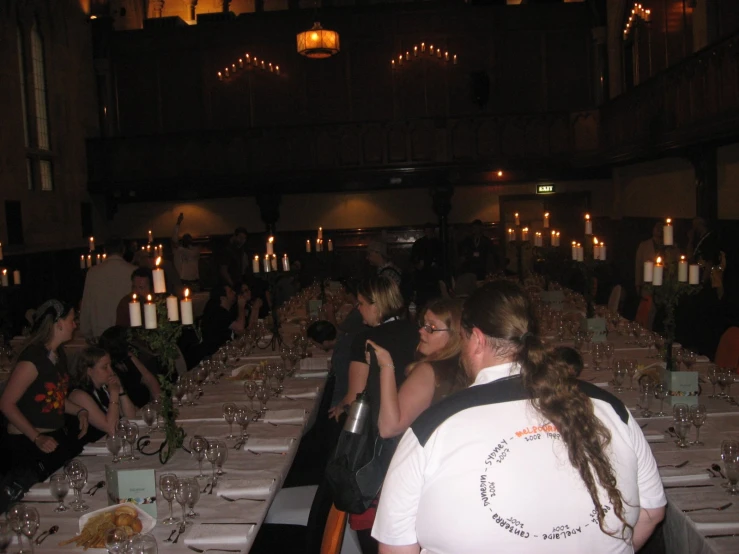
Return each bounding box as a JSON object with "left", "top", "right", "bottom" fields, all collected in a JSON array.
[
  {"left": 23, "top": 484, "right": 51, "bottom": 499},
  {"left": 295, "top": 370, "right": 329, "bottom": 379},
  {"left": 216, "top": 478, "right": 275, "bottom": 498},
  {"left": 645, "top": 434, "right": 666, "bottom": 442},
  {"left": 593, "top": 382, "right": 610, "bottom": 388},
  {"left": 263, "top": 409, "right": 306, "bottom": 424},
  {"left": 184, "top": 523, "right": 253, "bottom": 548},
  {"left": 661, "top": 473, "right": 711, "bottom": 485},
  {"left": 244, "top": 437, "right": 294, "bottom": 453},
  {"left": 694, "top": 521, "right": 739, "bottom": 533},
  {"left": 300, "top": 358, "right": 328, "bottom": 370},
  {"left": 82, "top": 443, "right": 110, "bottom": 455},
  {"left": 696, "top": 355, "right": 710, "bottom": 363},
  {"left": 282, "top": 390, "right": 318, "bottom": 399}
]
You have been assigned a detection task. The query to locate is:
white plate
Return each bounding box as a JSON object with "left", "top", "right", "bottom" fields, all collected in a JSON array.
[{"left": 79, "top": 502, "right": 156, "bottom": 534}]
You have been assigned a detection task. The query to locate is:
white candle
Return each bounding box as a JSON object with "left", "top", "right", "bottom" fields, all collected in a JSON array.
[
  {"left": 152, "top": 257, "right": 166, "bottom": 293},
  {"left": 317, "top": 227, "right": 323, "bottom": 240},
  {"left": 96, "top": 254, "right": 101, "bottom": 265},
  {"left": 129, "top": 294, "right": 142, "bottom": 327},
  {"left": 102, "top": 254, "right": 106, "bottom": 261},
  {"left": 144, "top": 295, "right": 157, "bottom": 329},
  {"left": 0, "top": 242, "right": 3, "bottom": 260},
  {"left": 86, "top": 255, "right": 92, "bottom": 268},
  {"left": 663, "top": 218, "right": 674, "bottom": 246},
  {"left": 270, "top": 254, "right": 277, "bottom": 271},
  {"left": 652, "top": 258, "right": 664, "bottom": 286},
  {"left": 689, "top": 264, "right": 700, "bottom": 285},
  {"left": 678, "top": 255, "right": 688, "bottom": 282},
  {"left": 166, "top": 295, "right": 179, "bottom": 321},
  {"left": 572, "top": 242, "right": 577, "bottom": 260},
  {"left": 508, "top": 228, "right": 515, "bottom": 242},
  {"left": 317, "top": 239, "right": 323, "bottom": 252},
  {"left": 599, "top": 243, "right": 606, "bottom": 261},
  {"left": 263, "top": 255, "right": 271, "bottom": 272},
  {"left": 534, "top": 233, "right": 542, "bottom": 247},
  {"left": 148, "top": 230, "right": 153, "bottom": 244},
  {"left": 306, "top": 240, "right": 311, "bottom": 253},
  {"left": 181, "top": 289, "right": 194, "bottom": 325},
  {"left": 1, "top": 270, "right": 7, "bottom": 287},
  {"left": 80, "top": 255, "right": 86, "bottom": 269},
  {"left": 13, "top": 270, "right": 20, "bottom": 285},
  {"left": 282, "top": 254, "right": 290, "bottom": 271},
  {"left": 593, "top": 244, "right": 600, "bottom": 260},
  {"left": 643, "top": 261, "right": 654, "bottom": 282},
  {"left": 252, "top": 255, "right": 260, "bottom": 273},
  {"left": 554, "top": 232, "right": 560, "bottom": 247},
  {"left": 328, "top": 239, "right": 333, "bottom": 252},
  {"left": 577, "top": 245, "right": 584, "bottom": 262},
  {"left": 585, "top": 214, "right": 592, "bottom": 235},
  {"left": 521, "top": 228, "right": 529, "bottom": 241},
  {"left": 543, "top": 212, "right": 550, "bottom": 228},
  {"left": 514, "top": 213, "right": 520, "bottom": 227},
  {"left": 266, "top": 236, "right": 274, "bottom": 256},
  {"left": 556, "top": 232, "right": 561, "bottom": 247},
  {"left": 89, "top": 236, "right": 95, "bottom": 252}
]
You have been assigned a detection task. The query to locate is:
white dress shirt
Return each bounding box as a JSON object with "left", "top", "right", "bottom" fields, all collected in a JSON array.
[{"left": 79, "top": 254, "right": 137, "bottom": 338}]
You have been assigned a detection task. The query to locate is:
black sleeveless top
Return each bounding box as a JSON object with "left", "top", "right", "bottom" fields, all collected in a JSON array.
[
  {"left": 15, "top": 344, "right": 70, "bottom": 430},
  {"left": 70, "top": 381, "right": 109, "bottom": 443}
]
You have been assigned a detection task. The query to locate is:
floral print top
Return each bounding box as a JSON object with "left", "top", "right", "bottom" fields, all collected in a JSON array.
[{"left": 15, "top": 343, "right": 69, "bottom": 430}]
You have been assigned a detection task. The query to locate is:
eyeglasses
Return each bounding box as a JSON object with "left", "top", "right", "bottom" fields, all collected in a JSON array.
[{"left": 418, "top": 323, "right": 450, "bottom": 334}]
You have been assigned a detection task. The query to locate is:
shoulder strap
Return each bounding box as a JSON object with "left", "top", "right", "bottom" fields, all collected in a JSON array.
[{"left": 411, "top": 376, "right": 629, "bottom": 447}]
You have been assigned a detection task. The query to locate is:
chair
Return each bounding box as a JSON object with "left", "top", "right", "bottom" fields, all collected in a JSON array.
[
  {"left": 321, "top": 504, "right": 348, "bottom": 554},
  {"left": 607, "top": 285, "right": 623, "bottom": 313},
  {"left": 715, "top": 327, "right": 739, "bottom": 372},
  {"left": 635, "top": 296, "right": 652, "bottom": 329}
]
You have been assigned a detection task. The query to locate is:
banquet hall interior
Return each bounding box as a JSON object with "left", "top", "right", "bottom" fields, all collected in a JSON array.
[{"left": 2, "top": 0, "right": 739, "bottom": 552}]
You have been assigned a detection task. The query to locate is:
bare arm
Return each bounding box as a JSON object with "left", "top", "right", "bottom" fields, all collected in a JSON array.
[
  {"left": 378, "top": 362, "right": 436, "bottom": 439},
  {"left": 0, "top": 361, "right": 43, "bottom": 441},
  {"left": 633, "top": 507, "right": 665, "bottom": 551},
  {"left": 69, "top": 389, "right": 118, "bottom": 437},
  {"left": 379, "top": 544, "right": 420, "bottom": 554},
  {"left": 230, "top": 296, "right": 247, "bottom": 335},
  {"left": 247, "top": 298, "right": 262, "bottom": 330},
  {"left": 329, "top": 360, "right": 370, "bottom": 420},
  {"left": 129, "top": 355, "right": 161, "bottom": 400}
]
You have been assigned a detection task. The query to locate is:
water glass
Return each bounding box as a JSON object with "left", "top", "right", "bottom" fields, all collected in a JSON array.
[
  {"left": 159, "top": 473, "right": 178, "bottom": 525},
  {"left": 64, "top": 460, "right": 89, "bottom": 511},
  {"left": 189, "top": 435, "right": 208, "bottom": 478},
  {"left": 123, "top": 533, "right": 158, "bottom": 554},
  {"left": 49, "top": 474, "right": 69, "bottom": 513},
  {"left": 653, "top": 384, "right": 667, "bottom": 417},
  {"left": 612, "top": 365, "right": 626, "bottom": 393},
  {"left": 19, "top": 506, "right": 39, "bottom": 554},
  {"left": 222, "top": 402, "right": 237, "bottom": 439},
  {"left": 174, "top": 479, "right": 192, "bottom": 527},
  {"left": 186, "top": 477, "right": 200, "bottom": 518},
  {"left": 690, "top": 404, "right": 707, "bottom": 446},
  {"left": 725, "top": 461, "right": 739, "bottom": 495},
  {"left": 639, "top": 382, "right": 653, "bottom": 418},
  {"left": 106, "top": 433, "right": 123, "bottom": 463},
  {"left": 105, "top": 527, "right": 129, "bottom": 554}
]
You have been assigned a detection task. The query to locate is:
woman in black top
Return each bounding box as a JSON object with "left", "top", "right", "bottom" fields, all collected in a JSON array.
[
  {"left": 98, "top": 326, "right": 161, "bottom": 407},
  {"left": 69, "top": 347, "right": 137, "bottom": 443},
  {"left": 0, "top": 300, "right": 90, "bottom": 476}
]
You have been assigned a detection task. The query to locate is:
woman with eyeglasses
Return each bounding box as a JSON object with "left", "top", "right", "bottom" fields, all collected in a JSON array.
[
  {"left": 368, "top": 297, "right": 467, "bottom": 440},
  {"left": 0, "top": 300, "right": 89, "bottom": 479}
]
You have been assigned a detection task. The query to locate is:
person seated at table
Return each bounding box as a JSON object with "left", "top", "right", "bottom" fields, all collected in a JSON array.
[
  {"left": 115, "top": 267, "right": 153, "bottom": 327},
  {"left": 235, "top": 282, "right": 262, "bottom": 331},
  {"left": 200, "top": 284, "right": 247, "bottom": 357},
  {"left": 68, "top": 346, "right": 137, "bottom": 443},
  {"left": 372, "top": 281, "right": 666, "bottom": 554},
  {"left": 307, "top": 320, "right": 338, "bottom": 351},
  {"left": 367, "top": 297, "right": 468, "bottom": 440},
  {"left": 0, "top": 300, "right": 90, "bottom": 482},
  {"left": 98, "top": 326, "right": 161, "bottom": 407}
]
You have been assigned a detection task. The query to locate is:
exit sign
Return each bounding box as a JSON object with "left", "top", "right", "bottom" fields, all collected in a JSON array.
[{"left": 536, "top": 184, "right": 556, "bottom": 194}]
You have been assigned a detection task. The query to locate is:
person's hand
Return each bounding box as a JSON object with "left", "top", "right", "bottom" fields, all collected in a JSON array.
[
  {"left": 77, "top": 411, "right": 89, "bottom": 438},
  {"left": 366, "top": 339, "right": 393, "bottom": 369},
  {"left": 328, "top": 404, "right": 348, "bottom": 422},
  {"left": 34, "top": 434, "right": 58, "bottom": 453},
  {"left": 237, "top": 294, "right": 248, "bottom": 309},
  {"left": 177, "top": 213, "right": 184, "bottom": 225},
  {"left": 106, "top": 374, "right": 122, "bottom": 394}
]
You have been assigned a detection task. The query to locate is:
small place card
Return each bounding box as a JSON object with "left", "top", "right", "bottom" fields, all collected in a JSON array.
[
  {"left": 662, "top": 369, "right": 699, "bottom": 407},
  {"left": 307, "top": 299, "right": 323, "bottom": 319},
  {"left": 105, "top": 465, "right": 157, "bottom": 518},
  {"left": 581, "top": 317, "right": 607, "bottom": 343},
  {"left": 540, "top": 290, "right": 564, "bottom": 311}
]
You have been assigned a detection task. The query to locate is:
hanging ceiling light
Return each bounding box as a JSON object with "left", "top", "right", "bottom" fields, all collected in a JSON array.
[{"left": 296, "top": 22, "right": 340, "bottom": 59}]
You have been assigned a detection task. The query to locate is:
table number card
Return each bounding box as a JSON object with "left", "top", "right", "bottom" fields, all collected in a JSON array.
[
  {"left": 581, "top": 317, "right": 607, "bottom": 343},
  {"left": 105, "top": 465, "right": 158, "bottom": 518},
  {"left": 662, "top": 369, "right": 699, "bottom": 407}
]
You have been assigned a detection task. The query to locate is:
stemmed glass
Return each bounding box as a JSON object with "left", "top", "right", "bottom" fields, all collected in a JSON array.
[
  {"left": 142, "top": 404, "right": 156, "bottom": 435},
  {"left": 690, "top": 404, "right": 707, "bottom": 446},
  {"left": 223, "top": 402, "right": 237, "bottom": 439},
  {"left": 639, "top": 381, "right": 653, "bottom": 418},
  {"left": 125, "top": 421, "right": 140, "bottom": 461},
  {"left": 215, "top": 440, "right": 228, "bottom": 476},
  {"left": 186, "top": 477, "right": 200, "bottom": 518},
  {"left": 189, "top": 435, "right": 208, "bottom": 478},
  {"left": 19, "top": 506, "right": 39, "bottom": 554},
  {"left": 672, "top": 404, "right": 691, "bottom": 448},
  {"left": 105, "top": 527, "right": 129, "bottom": 554},
  {"left": 174, "top": 479, "right": 193, "bottom": 527},
  {"left": 682, "top": 350, "right": 696, "bottom": 370},
  {"left": 116, "top": 419, "right": 131, "bottom": 460},
  {"left": 603, "top": 343, "right": 614, "bottom": 371},
  {"left": 707, "top": 366, "right": 720, "bottom": 398},
  {"left": 591, "top": 343, "right": 603, "bottom": 372},
  {"left": 244, "top": 380, "right": 257, "bottom": 411},
  {"left": 174, "top": 382, "right": 186, "bottom": 407},
  {"left": 272, "top": 366, "right": 286, "bottom": 396},
  {"left": 612, "top": 365, "right": 626, "bottom": 393},
  {"left": 49, "top": 474, "right": 69, "bottom": 513},
  {"left": 234, "top": 406, "right": 251, "bottom": 444},
  {"left": 717, "top": 370, "right": 730, "bottom": 399},
  {"left": 64, "top": 460, "right": 89, "bottom": 511},
  {"left": 652, "top": 333, "right": 665, "bottom": 359},
  {"left": 7, "top": 504, "right": 26, "bottom": 551},
  {"left": 653, "top": 383, "right": 667, "bottom": 417},
  {"left": 106, "top": 433, "right": 123, "bottom": 463},
  {"left": 159, "top": 473, "right": 178, "bottom": 525},
  {"left": 256, "top": 385, "right": 270, "bottom": 417},
  {"left": 721, "top": 441, "right": 739, "bottom": 495},
  {"left": 205, "top": 442, "right": 220, "bottom": 489}
]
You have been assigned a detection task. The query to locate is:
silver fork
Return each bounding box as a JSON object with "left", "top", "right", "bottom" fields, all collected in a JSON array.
[
  {"left": 658, "top": 460, "right": 689, "bottom": 469},
  {"left": 683, "top": 502, "right": 733, "bottom": 513}
]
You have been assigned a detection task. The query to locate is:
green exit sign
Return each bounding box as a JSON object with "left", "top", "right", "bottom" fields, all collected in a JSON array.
[{"left": 536, "top": 184, "right": 556, "bottom": 194}]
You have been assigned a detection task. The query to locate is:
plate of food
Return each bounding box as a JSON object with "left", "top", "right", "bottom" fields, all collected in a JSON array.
[{"left": 59, "top": 503, "right": 155, "bottom": 549}]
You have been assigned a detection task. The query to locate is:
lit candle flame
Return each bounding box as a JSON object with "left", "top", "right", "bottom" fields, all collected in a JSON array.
[
  {"left": 666, "top": 218, "right": 672, "bottom": 224},
  {"left": 585, "top": 214, "right": 590, "bottom": 221},
  {"left": 132, "top": 294, "right": 137, "bottom": 301},
  {"left": 184, "top": 288, "right": 190, "bottom": 299},
  {"left": 656, "top": 256, "right": 662, "bottom": 265},
  {"left": 147, "top": 294, "right": 152, "bottom": 302},
  {"left": 593, "top": 237, "right": 599, "bottom": 245},
  {"left": 155, "top": 256, "right": 161, "bottom": 267},
  {"left": 268, "top": 237, "right": 274, "bottom": 243}
]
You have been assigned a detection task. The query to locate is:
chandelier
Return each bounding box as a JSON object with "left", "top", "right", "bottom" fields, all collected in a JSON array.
[
  {"left": 296, "top": 22, "right": 340, "bottom": 59},
  {"left": 391, "top": 42, "right": 457, "bottom": 71}
]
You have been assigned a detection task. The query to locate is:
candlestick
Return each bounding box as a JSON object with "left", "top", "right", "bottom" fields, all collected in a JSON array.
[
  {"left": 577, "top": 244, "right": 584, "bottom": 262},
  {"left": 521, "top": 227, "right": 529, "bottom": 242},
  {"left": 643, "top": 261, "right": 654, "bottom": 283},
  {"left": 543, "top": 212, "right": 550, "bottom": 229},
  {"left": 166, "top": 295, "right": 179, "bottom": 321},
  {"left": 263, "top": 255, "right": 271, "bottom": 273},
  {"left": 1, "top": 270, "right": 7, "bottom": 287},
  {"left": 148, "top": 230, "right": 153, "bottom": 244},
  {"left": 252, "top": 255, "right": 260, "bottom": 273},
  {"left": 317, "top": 227, "right": 323, "bottom": 240},
  {"left": 599, "top": 242, "right": 606, "bottom": 261},
  {"left": 678, "top": 255, "right": 688, "bottom": 282},
  {"left": 89, "top": 236, "right": 95, "bottom": 252},
  {"left": 593, "top": 238, "right": 600, "bottom": 261},
  {"left": 328, "top": 239, "right": 333, "bottom": 252},
  {"left": 267, "top": 236, "right": 274, "bottom": 256},
  {"left": 152, "top": 257, "right": 166, "bottom": 294},
  {"left": 663, "top": 218, "right": 674, "bottom": 246},
  {"left": 11, "top": 270, "right": 20, "bottom": 285},
  {"left": 80, "top": 255, "right": 86, "bottom": 269},
  {"left": 652, "top": 257, "right": 664, "bottom": 286},
  {"left": 688, "top": 264, "right": 700, "bottom": 285},
  {"left": 181, "top": 289, "right": 194, "bottom": 325},
  {"left": 86, "top": 255, "right": 92, "bottom": 268},
  {"left": 282, "top": 254, "right": 290, "bottom": 272},
  {"left": 585, "top": 214, "right": 592, "bottom": 235},
  {"left": 508, "top": 228, "right": 515, "bottom": 242},
  {"left": 129, "top": 294, "right": 142, "bottom": 327},
  {"left": 572, "top": 241, "right": 577, "bottom": 260},
  {"left": 306, "top": 240, "right": 311, "bottom": 253},
  {"left": 514, "top": 213, "right": 520, "bottom": 227},
  {"left": 143, "top": 295, "right": 157, "bottom": 329},
  {"left": 270, "top": 254, "right": 278, "bottom": 271}
]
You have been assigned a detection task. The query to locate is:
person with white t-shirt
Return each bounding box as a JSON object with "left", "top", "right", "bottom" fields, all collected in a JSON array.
[{"left": 373, "top": 281, "right": 666, "bottom": 554}]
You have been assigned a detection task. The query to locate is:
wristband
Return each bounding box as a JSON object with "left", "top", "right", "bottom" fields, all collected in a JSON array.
[
  {"left": 33, "top": 433, "right": 42, "bottom": 444},
  {"left": 380, "top": 364, "right": 395, "bottom": 371},
  {"left": 109, "top": 400, "right": 119, "bottom": 406}
]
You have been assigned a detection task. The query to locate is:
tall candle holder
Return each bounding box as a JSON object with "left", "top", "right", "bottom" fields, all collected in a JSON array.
[{"left": 506, "top": 226, "right": 531, "bottom": 283}]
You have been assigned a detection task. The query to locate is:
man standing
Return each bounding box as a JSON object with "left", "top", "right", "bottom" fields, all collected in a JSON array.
[
  {"left": 635, "top": 222, "right": 663, "bottom": 294},
  {"left": 172, "top": 213, "right": 202, "bottom": 290},
  {"left": 457, "top": 220, "right": 497, "bottom": 280},
  {"left": 79, "top": 237, "right": 137, "bottom": 338},
  {"left": 217, "top": 227, "right": 248, "bottom": 288},
  {"left": 115, "top": 268, "right": 153, "bottom": 327}
]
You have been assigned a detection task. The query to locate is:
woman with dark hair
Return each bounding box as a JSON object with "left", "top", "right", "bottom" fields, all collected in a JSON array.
[
  {"left": 68, "top": 347, "right": 137, "bottom": 443},
  {"left": 373, "top": 281, "right": 666, "bottom": 553},
  {"left": 98, "top": 326, "right": 161, "bottom": 408},
  {"left": 0, "top": 300, "right": 89, "bottom": 477}
]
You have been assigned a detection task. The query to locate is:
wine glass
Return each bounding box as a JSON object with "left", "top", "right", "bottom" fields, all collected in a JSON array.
[
  {"left": 244, "top": 380, "right": 257, "bottom": 411},
  {"left": 256, "top": 385, "right": 270, "bottom": 417},
  {"left": 19, "top": 506, "right": 39, "bottom": 554},
  {"left": 105, "top": 526, "right": 129, "bottom": 554},
  {"left": 215, "top": 440, "right": 228, "bottom": 477},
  {"left": 626, "top": 359, "right": 639, "bottom": 391},
  {"left": 234, "top": 406, "right": 250, "bottom": 444},
  {"left": 591, "top": 343, "right": 603, "bottom": 372},
  {"left": 159, "top": 473, "right": 178, "bottom": 525},
  {"left": 717, "top": 369, "right": 730, "bottom": 399},
  {"left": 682, "top": 350, "right": 696, "bottom": 370},
  {"left": 64, "top": 460, "right": 89, "bottom": 511},
  {"left": 142, "top": 404, "right": 156, "bottom": 435},
  {"left": 674, "top": 348, "right": 685, "bottom": 370},
  {"left": 49, "top": 473, "right": 69, "bottom": 513},
  {"left": 639, "top": 381, "right": 653, "bottom": 418},
  {"left": 653, "top": 383, "right": 667, "bottom": 417},
  {"left": 272, "top": 365, "right": 286, "bottom": 396},
  {"left": 612, "top": 364, "right": 626, "bottom": 393},
  {"left": 603, "top": 342, "right": 614, "bottom": 371},
  {"left": 222, "top": 403, "right": 237, "bottom": 439},
  {"left": 690, "top": 404, "right": 707, "bottom": 446},
  {"left": 123, "top": 533, "right": 158, "bottom": 554},
  {"left": 187, "top": 377, "right": 199, "bottom": 406},
  {"left": 6, "top": 504, "right": 26, "bottom": 550},
  {"left": 725, "top": 460, "right": 739, "bottom": 495},
  {"left": 205, "top": 442, "right": 220, "bottom": 489},
  {"left": 174, "top": 382, "right": 186, "bottom": 407},
  {"left": 174, "top": 479, "right": 192, "bottom": 527},
  {"left": 106, "top": 433, "right": 123, "bottom": 463},
  {"left": 707, "top": 365, "right": 720, "bottom": 398},
  {"left": 652, "top": 333, "right": 665, "bottom": 359},
  {"left": 125, "top": 421, "right": 140, "bottom": 461},
  {"left": 186, "top": 477, "right": 200, "bottom": 518},
  {"left": 672, "top": 404, "right": 691, "bottom": 448},
  {"left": 189, "top": 435, "right": 208, "bottom": 478}
]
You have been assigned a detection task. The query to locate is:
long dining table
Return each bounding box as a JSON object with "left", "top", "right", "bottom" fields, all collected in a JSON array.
[
  {"left": 18, "top": 347, "right": 332, "bottom": 553},
  {"left": 547, "top": 322, "right": 739, "bottom": 554}
]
